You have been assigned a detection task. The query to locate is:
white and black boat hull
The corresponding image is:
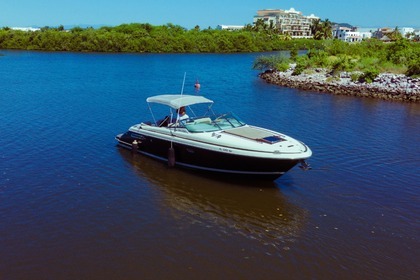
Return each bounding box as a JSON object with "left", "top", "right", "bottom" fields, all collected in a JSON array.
[{"left": 116, "top": 132, "right": 304, "bottom": 180}]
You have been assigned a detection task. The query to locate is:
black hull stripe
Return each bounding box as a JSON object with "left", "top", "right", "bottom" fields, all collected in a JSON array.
[{"left": 116, "top": 139, "right": 286, "bottom": 176}]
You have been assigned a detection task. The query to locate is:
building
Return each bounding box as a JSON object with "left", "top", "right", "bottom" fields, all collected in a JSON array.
[
  {"left": 253, "top": 7, "right": 319, "bottom": 38},
  {"left": 333, "top": 26, "right": 372, "bottom": 42},
  {"left": 11, "top": 27, "right": 40, "bottom": 32},
  {"left": 372, "top": 27, "right": 394, "bottom": 39},
  {"left": 399, "top": 27, "right": 415, "bottom": 38},
  {"left": 216, "top": 25, "right": 245, "bottom": 31},
  {"left": 414, "top": 30, "right": 420, "bottom": 41},
  {"left": 372, "top": 27, "right": 419, "bottom": 40}
]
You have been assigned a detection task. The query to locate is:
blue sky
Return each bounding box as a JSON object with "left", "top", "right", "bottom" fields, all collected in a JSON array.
[{"left": 1, "top": 0, "right": 419, "bottom": 29}]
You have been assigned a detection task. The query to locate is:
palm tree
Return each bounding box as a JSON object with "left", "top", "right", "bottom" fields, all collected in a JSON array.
[
  {"left": 253, "top": 18, "right": 268, "bottom": 32},
  {"left": 310, "top": 18, "right": 332, "bottom": 40},
  {"left": 321, "top": 19, "right": 333, "bottom": 39},
  {"left": 310, "top": 19, "right": 321, "bottom": 37},
  {"left": 243, "top": 24, "right": 254, "bottom": 32}
]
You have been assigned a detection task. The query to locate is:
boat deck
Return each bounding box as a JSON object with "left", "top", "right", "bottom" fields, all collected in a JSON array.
[{"left": 223, "top": 126, "right": 285, "bottom": 144}]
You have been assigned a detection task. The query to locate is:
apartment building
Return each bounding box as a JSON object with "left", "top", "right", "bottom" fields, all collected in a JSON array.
[{"left": 253, "top": 7, "right": 319, "bottom": 38}]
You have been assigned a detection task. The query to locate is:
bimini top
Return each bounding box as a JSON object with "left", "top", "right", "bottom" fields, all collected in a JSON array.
[{"left": 146, "top": 94, "right": 213, "bottom": 109}]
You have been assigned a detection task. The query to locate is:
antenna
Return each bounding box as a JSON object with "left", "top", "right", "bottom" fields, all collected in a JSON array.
[
  {"left": 175, "top": 72, "right": 187, "bottom": 123},
  {"left": 180, "top": 72, "right": 186, "bottom": 95}
]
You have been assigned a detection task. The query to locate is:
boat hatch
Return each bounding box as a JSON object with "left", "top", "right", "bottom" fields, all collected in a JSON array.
[
  {"left": 224, "top": 126, "right": 285, "bottom": 144},
  {"left": 259, "top": 135, "right": 285, "bottom": 144}
]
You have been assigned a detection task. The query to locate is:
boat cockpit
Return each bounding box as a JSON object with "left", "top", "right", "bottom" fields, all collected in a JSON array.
[{"left": 153, "top": 112, "right": 246, "bottom": 133}]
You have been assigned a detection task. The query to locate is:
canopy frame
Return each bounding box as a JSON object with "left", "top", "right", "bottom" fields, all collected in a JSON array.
[{"left": 146, "top": 94, "right": 214, "bottom": 109}]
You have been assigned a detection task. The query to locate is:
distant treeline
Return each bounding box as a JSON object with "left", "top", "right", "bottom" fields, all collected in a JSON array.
[{"left": 0, "top": 23, "right": 324, "bottom": 53}]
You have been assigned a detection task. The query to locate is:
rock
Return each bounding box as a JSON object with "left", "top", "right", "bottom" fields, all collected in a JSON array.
[{"left": 259, "top": 69, "right": 420, "bottom": 103}]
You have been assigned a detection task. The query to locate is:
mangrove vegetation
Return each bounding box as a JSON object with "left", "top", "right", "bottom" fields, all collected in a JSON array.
[
  {"left": 0, "top": 23, "right": 324, "bottom": 53},
  {"left": 253, "top": 38, "right": 420, "bottom": 78},
  {"left": 1, "top": 22, "right": 418, "bottom": 78}
]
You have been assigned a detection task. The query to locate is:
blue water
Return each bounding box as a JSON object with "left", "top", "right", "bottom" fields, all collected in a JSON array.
[{"left": 0, "top": 50, "right": 419, "bottom": 279}]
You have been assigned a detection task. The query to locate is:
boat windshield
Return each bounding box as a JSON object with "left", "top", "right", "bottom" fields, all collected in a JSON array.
[{"left": 181, "top": 112, "right": 246, "bottom": 133}]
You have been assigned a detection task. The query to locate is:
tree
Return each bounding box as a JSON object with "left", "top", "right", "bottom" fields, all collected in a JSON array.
[
  {"left": 290, "top": 45, "right": 298, "bottom": 61},
  {"left": 310, "top": 19, "right": 320, "bottom": 37},
  {"left": 388, "top": 27, "right": 403, "bottom": 41},
  {"left": 310, "top": 19, "right": 332, "bottom": 40},
  {"left": 70, "top": 26, "right": 84, "bottom": 33},
  {"left": 253, "top": 18, "right": 268, "bottom": 32},
  {"left": 321, "top": 19, "right": 333, "bottom": 39},
  {"left": 253, "top": 54, "right": 290, "bottom": 71},
  {"left": 40, "top": 26, "right": 50, "bottom": 32},
  {"left": 243, "top": 24, "right": 254, "bottom": 32}
]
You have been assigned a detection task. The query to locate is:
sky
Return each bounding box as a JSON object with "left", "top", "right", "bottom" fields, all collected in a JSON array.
[{"left": 1, "top": 0, "right": 419, "bottom": 29}]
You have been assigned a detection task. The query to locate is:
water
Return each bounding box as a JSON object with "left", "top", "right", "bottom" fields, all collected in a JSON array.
[{"left": 0, "top": 50, "right": 419, "bottom": 279}]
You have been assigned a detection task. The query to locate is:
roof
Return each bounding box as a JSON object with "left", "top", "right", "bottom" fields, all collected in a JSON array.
[
  {"left": 146, "top": 94, "right": 213, "bottom": 109},
  {"left": 380, "top": 35, "right": 391, "bottom": 41}
]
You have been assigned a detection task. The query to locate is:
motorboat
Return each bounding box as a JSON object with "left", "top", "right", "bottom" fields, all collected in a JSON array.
[{"left": 116, "top": 94, "right": 312, "bottom": 180}]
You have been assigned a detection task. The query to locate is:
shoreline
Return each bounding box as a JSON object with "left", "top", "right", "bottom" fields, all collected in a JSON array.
[{"left": 259, "top": 67, "right": 420, "bottom": 103}]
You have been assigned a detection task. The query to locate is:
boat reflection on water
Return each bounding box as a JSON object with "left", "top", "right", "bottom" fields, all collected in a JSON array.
[{"left": 118, "top": 148, "right": 308, "bottom": 251}]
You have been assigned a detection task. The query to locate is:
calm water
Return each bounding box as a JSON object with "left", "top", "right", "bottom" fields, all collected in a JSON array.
[{"left": 0, "top": 50, "right": 419, "bottom": 279}]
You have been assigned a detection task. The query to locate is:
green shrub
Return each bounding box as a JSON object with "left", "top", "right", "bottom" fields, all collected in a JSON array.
[
  {"left": 326, "top": 76, "right": 340, "bottom": 83},
  {"left": 351, "top": 72, "right": 361, "bottom": 82},
  {"left": 307, "top": 49, "right": 330, "bottom": 68},
  {"left": 406, "top": 58, "right": 420, "bottom": 77},
  {"left": 292, "top": 64, "right": 304, "bottom": 75},
  {"left": 276, "top": 62, "right": 290, "bottom": 72},
  {"left": 290, "top": 47, "right": 298, "bottom": 61},
  {"left": 359, "top": 68, "right": 380, "bottom": 83},
  {"left": 252, "top": 54, "right": 290, "bottom": 71},
  {"left": 331, "top": 55, "right": 356, "bottom": 75},
  {"left": 356, "top": 56, "right": 380, "bottom": 70},
  {"left": 386, "top": 38, "right": 410, "bottom": 64},
  {"left": 292, "top": 55, "right": 309, "bottom": 75},
  {"left": 324, "top": 39, "right": 348, "bottom": 56}
]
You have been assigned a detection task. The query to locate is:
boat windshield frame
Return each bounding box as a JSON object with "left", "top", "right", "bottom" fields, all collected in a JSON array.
[
  {"left": 144, "top": 95, "right": 246, "bottom": 131},
  {"left": 180, "top": 112, "right": 246, "bottom": 133}
]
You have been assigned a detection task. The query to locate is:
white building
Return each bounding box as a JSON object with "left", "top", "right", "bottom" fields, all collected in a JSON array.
[
  {"left": 399, "top": 27, "right": 415, "bottom": 38},
  {"left": 253, "top": 7, "right": 319, "bottom": 38},
  {"left": 359, "top": 31, "right": 372, "bottom": 40},
  {"left": 216, "top": 25, "right": 245, "bottom": 31},
  {"left": 334, "top": 26, "right": 371, "bottom": 42},
  {"left": 372, "top": 27, "right": 418, "bottom": 40},
  {"left": 11, "top": 27, "right": 40, "bottom": 32}
]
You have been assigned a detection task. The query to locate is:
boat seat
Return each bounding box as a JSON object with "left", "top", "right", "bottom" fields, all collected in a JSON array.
[
  {"left": 185, "top": 122, "right": 216, "bottom": 132},
  {"left": 193, "top": 117, "right": 211, "bottom": 124},
  {"left": 158, "top": 116, "right": 170, "bottom": 127}
]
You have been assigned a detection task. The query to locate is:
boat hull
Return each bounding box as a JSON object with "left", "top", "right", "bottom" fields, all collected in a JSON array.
[{"left": 116, "top": 132, "right": 303, "bottom": 180}]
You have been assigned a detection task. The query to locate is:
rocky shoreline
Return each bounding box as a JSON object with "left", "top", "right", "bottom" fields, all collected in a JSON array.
[{"left": 259, "top": 66, "right": 420, "bottom": 103}]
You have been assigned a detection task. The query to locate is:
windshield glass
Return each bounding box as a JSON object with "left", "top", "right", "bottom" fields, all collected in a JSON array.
[{"left": 181, "top": 112, "right": 246, "bottom": 133}]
